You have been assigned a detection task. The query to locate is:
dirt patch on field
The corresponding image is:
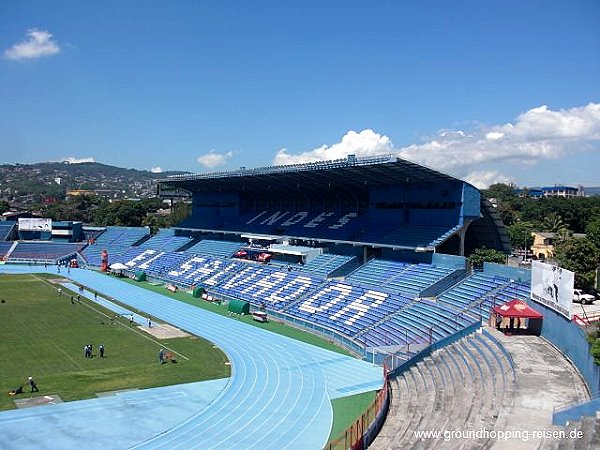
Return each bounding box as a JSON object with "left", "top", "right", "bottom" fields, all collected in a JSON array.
[
  {"left": 141, "top": 323, "right": 190, "bottom": 339},
  {"left": 14, "top": 394, "right": 63, "bottom": 409},
  {"left": 48, "top": 278, "right": 68, "bottom": 284},
  {"left": 96, "top": 388, "right": 139, "bottom": 398}
]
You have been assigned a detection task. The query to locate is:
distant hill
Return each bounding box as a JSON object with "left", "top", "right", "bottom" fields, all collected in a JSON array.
[
  {"left": 0, "top": 161, "right": 190, "bottom": 202},
  {"left": 584, "top": 187, "right": 600, "bottom": 197},
  {"left": 21, "top": 161, "right": 187, "bottom": 179}
]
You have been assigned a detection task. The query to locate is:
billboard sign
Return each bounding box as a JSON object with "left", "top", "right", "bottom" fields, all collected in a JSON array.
[
  {"left": 530, "top": 261, "right": 574, "bottom": 319},
  {"left": 18, "top": 218, "right": 52, "bottom": 232}
]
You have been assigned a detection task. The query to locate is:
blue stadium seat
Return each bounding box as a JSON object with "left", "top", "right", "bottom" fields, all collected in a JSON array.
[
  {"left": 8, "top": 241, "right": 86, "bottom": 262},
  {"left": 297, "top": 254, "right": 357, "bottom": 278},
  {"left": 0, "top": 241, "right": 15, "bottom": 259},
  {"left": 185, "top": 240, "right": 242, "bottom": 258},
  {"left": 347, "top": 259, "right": 455, "bottom": 296},
  {"left": 0, "top": 222, "right": 16, "bottom": 241},
  {"left": 138, "top": 229, "right": 192, "bottom": 252},
  {"left": 82, "top": 226, "right": 150, "bottom": 266}
]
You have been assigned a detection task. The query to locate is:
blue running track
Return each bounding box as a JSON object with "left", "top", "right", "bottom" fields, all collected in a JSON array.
[{"left": 0, "top": 266, "right": 382, "bottom": 450}]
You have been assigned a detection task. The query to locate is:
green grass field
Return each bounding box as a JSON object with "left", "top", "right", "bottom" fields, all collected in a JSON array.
[
  {"left": 0, "top": 273, "right": 230, "bottom": 411},
  {"left": 330, "top": 390, "right": 377, "bottom": 441}
]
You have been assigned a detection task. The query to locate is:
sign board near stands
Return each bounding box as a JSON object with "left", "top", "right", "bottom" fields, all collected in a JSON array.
[
  {"left": 18, "top": 218, "right": 52, "bottom": 231},
  {"left": 530, "top": 261, "right": 574, "bottom": 319}
]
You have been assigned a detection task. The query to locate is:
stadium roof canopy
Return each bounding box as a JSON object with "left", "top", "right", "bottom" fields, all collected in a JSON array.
[{"left": 158, "top": 154, "right": 467, "bottom": 195}]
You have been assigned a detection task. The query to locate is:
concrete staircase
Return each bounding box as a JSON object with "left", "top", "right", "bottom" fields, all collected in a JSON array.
[
  {"left": 371, "top": 331, "right": 515, "bottom": 449},
  {"left": 541, "top": 412, "right": 600, "bottom": 450}
]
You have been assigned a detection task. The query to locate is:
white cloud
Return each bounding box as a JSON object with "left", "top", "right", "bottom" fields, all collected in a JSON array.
[
  {"left": 59, "top": 157, "right": 95, "bottom": 164},
  {"left": 274, "top": 129, "right": 393, "bottom": 165},
  {"left": 272, "top": 103, "right": 600, "bottom": 188},
  {"left": 150, "top": 166, "right": 163, "bottom": 173},
  {"left": 4, "top": 29, "right": 60, "bottom": 61},
  {"left": 197, "top": 150, "right": 233, "bottom": 169},
  {"left": 398, "top": 103, "right": 600, "bottom": 181},
  {"left": 485, "top": 131, "right": 504, "bottom": 141},
  {"left": 506, "top": 104, "right": 600, "bottom": 139},
  {"left": 464, "top": 170, "right": 514, "bottom": 189}
]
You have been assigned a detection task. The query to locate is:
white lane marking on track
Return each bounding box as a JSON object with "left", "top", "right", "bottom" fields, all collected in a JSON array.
[
  {"left": 132, "top": 315, "right": 253, "bottom": 449},
  {"left": 235, "top": 343, "right": 307, "bottom": 450},
  {"left": 45, "top": 269, "right": 335, "bottom": 450},
  {"left": 201, "top": 344, "right": 287, "bottom": 450},
  {"left": 179, "top": 341, "right": 271, "bottom": 449}
]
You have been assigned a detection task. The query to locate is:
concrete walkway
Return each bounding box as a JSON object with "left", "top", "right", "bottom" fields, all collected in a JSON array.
[{"left": 489, "top": 329, "right": 589, "bottom": 450}]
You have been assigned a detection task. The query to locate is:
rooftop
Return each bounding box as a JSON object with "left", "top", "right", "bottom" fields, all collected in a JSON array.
[{"left": 159, "top": 154, "right": 467, "bottom": 195}]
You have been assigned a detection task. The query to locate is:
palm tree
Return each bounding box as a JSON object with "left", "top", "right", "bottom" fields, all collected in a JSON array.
[{"left": 542, "top": 213, "right": 568, "bottom": 233}]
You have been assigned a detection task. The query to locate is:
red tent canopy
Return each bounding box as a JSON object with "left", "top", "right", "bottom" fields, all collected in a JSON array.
[{"left": 492, "top": 299, "right": 543, "bottom": 319}]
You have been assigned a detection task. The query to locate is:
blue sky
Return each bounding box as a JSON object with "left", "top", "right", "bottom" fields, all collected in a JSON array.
[{"left": 1, "top": 0, "right": 599, "bottom": 187}]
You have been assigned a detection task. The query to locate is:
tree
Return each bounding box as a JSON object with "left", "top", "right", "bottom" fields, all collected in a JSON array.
[
  {"left": 468, "top": 247, "right": 507, "bottom": 270},
  {"left": 482, "top": 183, "right": 517, "bottom": 202},
  {"left": 0, "top": 200, "right": 9, "bottom": 214},
  {"left": 496, "top": 202, "right": 520, "bottom": 226},
  {"left": 585, "top": 218, "right": 600, "bottom": 249},
  {"left": 168, "top": 202, "right": 191, "bottom": 226},
  {"left": 142, "top": 214, "right": 169, "bottom": 234},
  {"left": 92, "top": 198, "right": 166, "bottom": 227},
  {"left": 506, "top": 222, "right": 535, "bottom": 252},
  {"left": 541, "top": 212, "right": 568, "bottom": 233},
  {"left": 554, "top": 236, "right": 600, "bottom": 291}
]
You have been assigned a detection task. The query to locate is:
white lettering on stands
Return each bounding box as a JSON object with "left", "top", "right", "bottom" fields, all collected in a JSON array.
[
  {"left": 260, "top": 211, "right": 290, "bottom": 226},
  {"left": 250, "top": 272, "right": 287, "bottom": 298},
  {"left": 304, "top": 212, "right": 334, "bottom": 228},
  {"left": 268, "top": 276, "right": 313, "bottom": 304},
  {"left": 299, "top": 283, "right": 352, "bottom": 313},
  {"left": 138, "top": 251, "right": 166, "bottom": 270},
  {"left": 203, "top": 263, "right": 238, "bottom": 286},
  {"left": 281, "top": 211, "right": 309, "bottom": 226},
  {"left": 246, "top": 211, "right": 267, "bottom": 224},
  {"left": 168, "top": 256, "right": 209, "bottom": 277},
  {"left": 184, "top": 259, "right": 223, "bottom": 281},
  {"left": 127, "top": 249, "right": 156, "bottom": 267},
  {"left": 220, "top": 267, "right": 260, "bottom": 290},
  {"left": 329, "top": 290, "right": 387, "bottom": 325},
  {"left": 329, "top": 212, "right": 358, "bottom": 229}
]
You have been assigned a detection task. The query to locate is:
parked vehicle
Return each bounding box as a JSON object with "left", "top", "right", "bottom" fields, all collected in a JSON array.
[{"left": 573, "top": 289, "right": 595, "bottom": 305}]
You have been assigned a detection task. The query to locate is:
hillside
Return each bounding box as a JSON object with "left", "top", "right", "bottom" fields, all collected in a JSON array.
[{"left": 0, "top": 161, "right": 189, "bottom": 205}]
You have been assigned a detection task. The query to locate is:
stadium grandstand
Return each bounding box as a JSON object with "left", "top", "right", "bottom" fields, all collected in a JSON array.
[{"left": 158, "top": 154, "right": 511, "bottom": 258}]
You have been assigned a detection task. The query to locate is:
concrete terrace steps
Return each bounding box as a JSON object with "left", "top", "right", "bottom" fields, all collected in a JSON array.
[
  {"left": 545, "top": 414, "right": 600, "bottom": 450},
  {"left": 370, "top": 331, "right": 515, "bottom": 450}
]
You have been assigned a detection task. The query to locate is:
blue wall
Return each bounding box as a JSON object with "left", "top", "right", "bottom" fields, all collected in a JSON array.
[
  {"left": 483, "top": 262, "right": 531, "bottom": 282},
  {"left": 533, "top": 300, "right": 600, "bottom": 396},
  {"left": 461, "top": 184, "right": 481, "bottom": 221},
  {"left": 432, "top": 253, "right": 466, "bottom": 269}
]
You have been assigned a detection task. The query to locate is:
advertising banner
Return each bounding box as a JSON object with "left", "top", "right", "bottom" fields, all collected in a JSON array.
[
  {"left": 18, "top": 218, "right": 52, "bottom": 232},
  {"left": 531, "top": 261, "right": 574, "bottom": 319}
]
